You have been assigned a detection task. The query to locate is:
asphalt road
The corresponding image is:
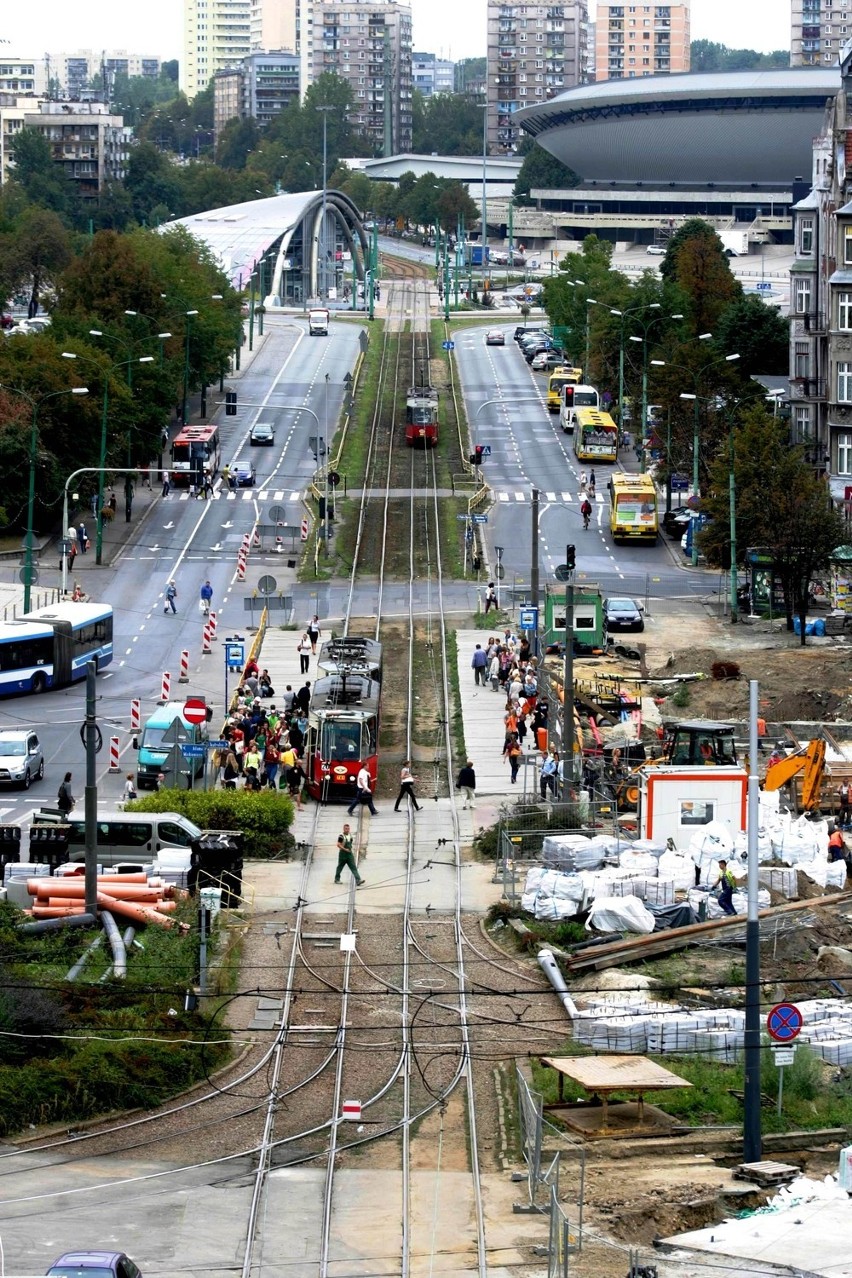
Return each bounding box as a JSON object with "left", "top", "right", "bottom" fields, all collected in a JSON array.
[{"left": 0, "top": 316, "right": 365, "bottom": 829}]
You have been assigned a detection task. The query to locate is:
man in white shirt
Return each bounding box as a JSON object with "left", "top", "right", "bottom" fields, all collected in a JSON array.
[{"left": 348, "top": 764, "right": 378, "bottom": 816}]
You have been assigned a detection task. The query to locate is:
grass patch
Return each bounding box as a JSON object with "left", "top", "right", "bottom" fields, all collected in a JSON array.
[{"left": 126, "top": 787, "right": 295, "bottom": 860}]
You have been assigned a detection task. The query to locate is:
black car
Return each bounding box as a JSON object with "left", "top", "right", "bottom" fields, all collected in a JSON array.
[
  {"left": 250, "top": 422, "right": 275, "bottom": 446},
  {"left": 603, "top": 597, "right": 645, "bottom": 632},
  {"left": 662, "top": 506, "right": 692, "bottom": 538}
]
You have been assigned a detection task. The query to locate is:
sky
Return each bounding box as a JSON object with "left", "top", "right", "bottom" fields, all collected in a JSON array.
[{"left": 2, "top": 0, "right": 790, "bottom": 65}]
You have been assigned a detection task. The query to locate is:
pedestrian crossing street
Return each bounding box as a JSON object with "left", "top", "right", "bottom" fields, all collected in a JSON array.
[
  {"left": 168, "top": 489, "right": 304, "bottom": 502},
  {"left": 496, "top": 490, "right": 605, "bottom": 504}
]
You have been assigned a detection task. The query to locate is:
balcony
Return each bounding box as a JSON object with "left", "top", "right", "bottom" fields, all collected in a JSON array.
[
  {"left": 802, "top": 310, "right": 826, "bottom": 332},
  {"left": 792, "top": 377, "right": 827, "bottom": 399}
]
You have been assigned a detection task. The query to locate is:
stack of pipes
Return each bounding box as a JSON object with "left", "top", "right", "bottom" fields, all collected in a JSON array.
[{"left": 26, "top": 872, "right": 185, "bottom": 929}]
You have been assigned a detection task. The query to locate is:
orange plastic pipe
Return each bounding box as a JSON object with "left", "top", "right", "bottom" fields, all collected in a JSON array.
[
  {"left": 93, "top": 872, "right": 149, "bottom": 884},
  {"left": 30, "top": 881, "right": 163, "bottom": 902},
  {"left": 96, "top": 892, "right": 179, "bottom": 929},
  {"left": 31, "top": 905, "right": 86, "bottom": 917}
]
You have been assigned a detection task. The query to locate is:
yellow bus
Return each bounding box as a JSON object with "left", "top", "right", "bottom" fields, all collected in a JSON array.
[
  {"left": 609, "top": 474, "right": 658, "bottom": 544},
  {"left": 546, "top": 366, "right": 583, "bottom": 412},
  {"left": 572, "top": 408, "right": 618, "bottom": 462}
]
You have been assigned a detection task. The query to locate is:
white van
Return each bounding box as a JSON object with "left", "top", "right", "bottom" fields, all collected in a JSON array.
[{"left": 37, "top": 811, "right": 201, "bottom": 867}]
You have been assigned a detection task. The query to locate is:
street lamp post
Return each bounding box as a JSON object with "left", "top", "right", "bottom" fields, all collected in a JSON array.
[
  {"left": 0, "top": 384, "right": 90, "bottom": 612},
  {"left": 318, "top": 105, "right": 334, "bottom": 300},
  {"left": 182, "top": 309, "right": 199, "bottom": 425},
  {"left": 678, "top": 352, "right": 741, "bottom": 566}
]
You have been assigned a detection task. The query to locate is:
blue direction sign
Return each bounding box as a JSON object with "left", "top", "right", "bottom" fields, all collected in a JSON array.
[
  {"left": 442, "top": 340, "right": 455, "bottom": 350},
  {"left": 767, "top": 1002, "right": 803, "bottom": 1043},
  {"left": 472, "top": 514, "right": 488, "bottom": 524},
  {"left": 225, "top": 641, "right": 245, "bottom": 670},
  {"left": 480, "top": 444, "right": 492, "bottom": 457},
  {"left": 208, "top": 739, "right": 230, "bottom": 750},
  {"left": 456, "top": 513, "right": 470, "bottom": 521},
  {"left": 180, "top": 744, "right": 208, "bottom": 758},
  {"left": 671, "top": 473, "right": 689, "bottom": 491},
  {"left": 519, "top": 607, "right": 538, "bottom": 631},
  {"left": 756, "top": 282, "right": 772, "bottom": 292}
]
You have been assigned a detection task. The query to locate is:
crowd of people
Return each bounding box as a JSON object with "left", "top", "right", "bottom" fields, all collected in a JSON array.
[
  {"left": 474, "top": 631, "right": 562, "bottom": 798},
  {"left": 213, "top": 657, "right": 309, "bottom": 804}
]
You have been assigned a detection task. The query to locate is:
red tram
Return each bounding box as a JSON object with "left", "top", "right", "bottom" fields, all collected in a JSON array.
[
  {"left": 404, "top": 385, "right": 438, "bottom": 448},
  {"left": 305, "top": 638, "right": 383, "bottom": 802}
]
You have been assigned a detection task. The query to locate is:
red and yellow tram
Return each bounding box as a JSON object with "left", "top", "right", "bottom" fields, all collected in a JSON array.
[{"left": 404, "top": 385, "right": 438, "bottom": 448}]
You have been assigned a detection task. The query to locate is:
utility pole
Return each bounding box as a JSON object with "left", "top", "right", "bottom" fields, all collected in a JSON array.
[
  {"left": 84, "top": 661, "right": 98, "bottom": 918},
  {"left": 743, "top": 680, "right": 762, "bottom": 1162},
  {"left": 530, "top": 488, "right": 540, "bottom": 656},
  {"left": 561, "top": 573, "right": 574, "bottom": 801}
]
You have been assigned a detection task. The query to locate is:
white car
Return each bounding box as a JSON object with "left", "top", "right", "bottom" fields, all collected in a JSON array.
[
  {"left": 0, "top": 729, "right": 44, "bottom": 789},
  {"left": 646, "top": 244, "right": 666, "bottom": 256}
]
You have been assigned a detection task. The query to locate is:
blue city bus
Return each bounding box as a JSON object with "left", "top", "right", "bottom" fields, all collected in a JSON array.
[{"left": 0, "top": 603, "right": 114, "bottom": 695}]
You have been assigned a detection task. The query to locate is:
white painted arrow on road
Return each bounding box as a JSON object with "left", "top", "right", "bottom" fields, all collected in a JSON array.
[
  {"left": 163, "top": 521, "right": 174, "bottom": 529},
  {"left": 211, "top": 542, "right": 223, "bottom": 552},
  {"left": 221, "top": 521, "right": 233, "bottom": 528}
]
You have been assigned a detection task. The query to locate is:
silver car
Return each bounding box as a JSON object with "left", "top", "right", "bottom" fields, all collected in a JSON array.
[{"left": 0, "top": 729, "right": 44, "bottom": 788}]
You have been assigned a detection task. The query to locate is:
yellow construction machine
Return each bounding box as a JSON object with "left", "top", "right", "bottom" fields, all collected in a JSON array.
[{"left": 763, "top": 738, "right": 827, "bottom": 813}]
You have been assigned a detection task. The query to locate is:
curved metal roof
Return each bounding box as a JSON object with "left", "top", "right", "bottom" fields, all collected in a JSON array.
[
  {"left": 515, "top": 69, "right": 838, "bottom": 187},
  {"left": 168, "top": 189, "right": 364, "bottom": 290}
]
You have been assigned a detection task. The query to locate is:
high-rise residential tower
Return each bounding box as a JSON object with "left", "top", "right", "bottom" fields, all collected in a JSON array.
[
  {"left": 594, "top": 1, "right": 690, "bottom": 81},
  {"left": 487, "top": 2, "right": 590, "bottom": 154},
  {"left": 791, "top": 0, "right": 849, "bottom": 66},
  {"left": 182, "top": 0, "right": 252, "bottom": 98}
]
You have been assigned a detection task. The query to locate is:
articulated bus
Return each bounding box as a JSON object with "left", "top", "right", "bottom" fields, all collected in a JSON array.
[
  {"left": 171, "top": 423, "right": 222, "bottom": 486},
  {"left": 559, "top": 384, "right": 599, "bottom": 434},
  {"left": 0, "top": 603, "right": 114, "bottom": 695},
  {"left": 546, "top": 367, "right": 583, "bottom": 413},
  {"left": 608, "top": 474, "right": 658, "bottom": 544},
  {"left": 572, "top": 408, "right": 618, "bottom": 463}
]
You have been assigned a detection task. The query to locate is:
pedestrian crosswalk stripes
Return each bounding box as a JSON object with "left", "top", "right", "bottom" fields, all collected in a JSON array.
[
  {"left": 496, "top": 491, "right": 604, "bottom": 504},
  {"left": 174, "top": 488, "right": 301, "bottom": 502}
]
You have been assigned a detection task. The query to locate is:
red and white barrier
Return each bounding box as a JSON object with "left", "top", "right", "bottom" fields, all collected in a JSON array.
[
  {"left": 237, "top": 547, "right": 247, "bottom": 581},
  {"left": 300, "top": 517, "right": 309, "bottom": 542},
  {"left": 252, "top": 528, "right": 261, "bottom": 549},
  {"left": 108, "top": 736, "right": 121, "bottom": 773},
  {"left": 160, "top": 671, "right": 171, "bottom": 703},
  {"left": 202, "top": 624, "right": 212, "bottom": 655},
  {"left": 130, "top": 699, "right": 141, "bottom": 732},
  {"left": 208, "top": 610, "right": 217, "bottom": 636},
  {"left": 179, "top": 649, "right": 190, "bottom": 683}
]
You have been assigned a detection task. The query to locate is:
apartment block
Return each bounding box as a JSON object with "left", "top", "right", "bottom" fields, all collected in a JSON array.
[
  {"left": 63, "top": 50, "right": 161, "bottom": 99},
  {"left": 0, "top": 59, "right": 47, "bottom": 97},
  {"left": 594, "top": 2, "right": 690, "bottom": 81},
  {"left": 1, "top": 99, "right": 129, "bottom": 197},
  {"left": 214, "top": 49, "right": 300, "bottom": 137},
  {"left": 251, "top": 0, "right": 299, "bottom": 53},
  {"left": 412, "top": 51, "right": 456, "bottom": 97},
  {"left": 182, "top": 0, "right": 252, "bottom": 99},
  {"left": 301, "top": 0, "right": 413, "bottom": 154},
  {"left": 791, "top": 0, "right": 852, "bottom": 67},
  {"left": 487, "top": 2, "right": 590, "bottom": 154}
]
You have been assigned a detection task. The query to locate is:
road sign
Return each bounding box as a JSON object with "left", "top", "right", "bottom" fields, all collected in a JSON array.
[
  {"left": 442, "top": 340, "right": 455, "bottom": 350},
  {"left": 555, "top": 564, "right": 572, "bottom": 582},
  {"left": 756, "top": 281, "right": 772, "bottom": 292},
  {"left": 772, "top": 1045, "right": 797, "bottom": 1067},
  {"left": 519, "top": 607, "right": 538, "bottom": 630},
  {"left": 495, "top": 546, "right": 504, "bottom": 558},
  {"left": 183, "top": 697, "right": 208, "bottom": 726},
  {"left": 456, "top": 514, "right": 471, "bottom": 522},
  {"left": 671, "top": 474, "right": 689, "bottom": 491},
  {"left": 267, "top": 504, "right": 286, "bottom": 524},
  {"left": 342, "top": 1099, "right": 362, "bottom": 1120},
  {"left": 160, "top": 717, "right": 191, "bottom": 746},
  {"left": 480, "top": 444, "right": 492, "bottom": 457},
  {"left": 767, "top": 1002, "right": 803, "bottom": 1042},
  {"left": 225, "top": 641, "right": 245, "bottom": 670},
  {"left": 180, "top": 743, "right": 208, "bottom": 758},
  {"left": 208, "top": 740, "right": 229, "bottom": 750},
  {"left": 472, "top": 514, "right": 488, "bottom": 524},
  {"left": 257, "top": 575, "right": 278, "bottom": 596}
]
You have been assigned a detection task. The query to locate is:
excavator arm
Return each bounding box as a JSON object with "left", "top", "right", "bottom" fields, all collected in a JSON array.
[{"left": 763, "top": 738, "right": 826, "bottom": 810}]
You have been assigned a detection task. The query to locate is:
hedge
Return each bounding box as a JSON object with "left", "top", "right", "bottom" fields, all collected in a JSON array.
[{"left": 126, "top": 787, "right": 296, "bottom": 859}]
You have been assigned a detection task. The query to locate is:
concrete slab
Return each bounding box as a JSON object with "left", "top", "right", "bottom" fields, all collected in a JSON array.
[{"left": 663, "top": 1194, "right": 852, "bottom": 1277}]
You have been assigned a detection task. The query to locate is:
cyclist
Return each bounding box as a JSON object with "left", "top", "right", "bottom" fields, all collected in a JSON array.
[
  {"left": 200, "top": 579, "right": 213, "bottom": 615},
  {"left": 580, "top": 497, "right": 593, "bottom": 530}
]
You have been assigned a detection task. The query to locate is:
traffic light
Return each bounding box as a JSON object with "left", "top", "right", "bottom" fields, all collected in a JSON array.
[
  {"left": 566, "top": 544, "right": 576, "bottom": 571},
  {"left": 225, "top": 390, "right": 238, "bottom": 416},
  {"left": 474, "top": 444, "right": 484, "bottom": 465}
]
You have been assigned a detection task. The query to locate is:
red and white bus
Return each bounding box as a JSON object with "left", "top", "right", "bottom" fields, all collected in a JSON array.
[{"left": 171, "top": 423, "right": 222, "bottom": 487}]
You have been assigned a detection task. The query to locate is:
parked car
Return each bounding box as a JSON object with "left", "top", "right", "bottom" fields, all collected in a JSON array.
[
  {"left": 250, "top": 422, "right": 275, "bottom": 445},
  {"left": 531, "top": 350, "right": 564, "bottom": 371},
  {"left": 662, "top": 506, "right": 692, "bottom": 538},
  {"left": 646, "top": 244, "right": 666, "bottom": 255},
  {"left": 0, "top": 729, "right": 44, "bottom": 789},
  {"left": 515, "top": 325, "right": 546, "bottom": 343},
  {"left": 603, "top": 597, "right": 645, "bottom": 633},
  {"left": 230, "top": 462, "right": 256, "bottom": 487},
  {"left": 46, "top": 1251, "right": 142, "bottom": 1278},
  {"left": 485, "top": 329, "right": 505, "bottom": 346}
]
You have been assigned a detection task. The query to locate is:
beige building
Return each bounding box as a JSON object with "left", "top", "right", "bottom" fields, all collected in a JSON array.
[
  {"left": 0, "top": 59, "right": 47, "bottom": 97},
  {"left": 251, "top": 0, "right": 299, "bottom": 52},
  {"left": 1, "top": 99, "right": 128, "bottom": 197},
  {"left": 182, "top": 0, "right": 252, "bottom": 99},
  {"left": 594, "top": 1, "right": 690, "bottom": 81},
  {"left": 791, "top": 0, "right": 851, "bottom": 67},
  {"left": 300, "top": 0, "right": 413, "bottom": 154},
  {"left": 486, "top": 2, "right": 590, "bottom": 155}
]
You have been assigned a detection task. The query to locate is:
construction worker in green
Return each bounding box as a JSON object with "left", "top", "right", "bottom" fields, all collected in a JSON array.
[{"left": 334, "top": 823, "right": 364, "bottom": 886}]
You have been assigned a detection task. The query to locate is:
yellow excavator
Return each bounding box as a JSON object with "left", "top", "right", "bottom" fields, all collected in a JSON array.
[{"left": 763, "top": 737, "right": 827, "bottom": 813}]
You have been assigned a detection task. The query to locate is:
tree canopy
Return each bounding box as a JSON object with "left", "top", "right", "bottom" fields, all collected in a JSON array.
[
  {"left": 690, "top": 40, "right": 789, "bottom": 71},
  {"left": 514, "top": 144, "right": 580, "bottom": 204}
]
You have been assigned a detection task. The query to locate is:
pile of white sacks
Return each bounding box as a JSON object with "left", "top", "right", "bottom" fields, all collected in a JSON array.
[
  {"left": 571, "top": 993, "right": 852, "bottom": 1066},
  {"left": 521, "top": 791, "right": 844, "bottom": 932}
]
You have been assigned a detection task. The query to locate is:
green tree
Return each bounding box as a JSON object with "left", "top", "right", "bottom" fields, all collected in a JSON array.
[
  {"left": 215, "top": 117, "right": 261, "bottom": 171},
  {"left": 7, "top": 129, "right": 80, "bottom": 225},
  {"left": 514, "top": 143, "right": 580, "bottom": 205},
  {"left": 124, "top": 142, "right": 182, "bottom": 225},
  {"left": 690, "top": 40, "right": 789, "bottom": 71},
  {"left": 660, "top": 218, "right": 741, "bottom": 336},
  {"left": 413, "top": 94, "right": 485, "bottom": 155},
  {"left": 711, "top": 293, "right": 789, "bottom": 377},
  {"left": 542, "top": 236, "right": 627, "bottom": 372},
  {"left": 436, "top": 181, "right": 478, "bottom": 234},
  {"left": 6, "top": 207, "right": 72, "bottom": 317},
  {"left": 455, "top": 58, "right": 486, "bottom": 92}
]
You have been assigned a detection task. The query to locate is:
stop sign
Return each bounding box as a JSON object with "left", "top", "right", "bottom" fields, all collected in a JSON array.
[{"left": 183, "top": 697, "right": 207, "bottom": 725}]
